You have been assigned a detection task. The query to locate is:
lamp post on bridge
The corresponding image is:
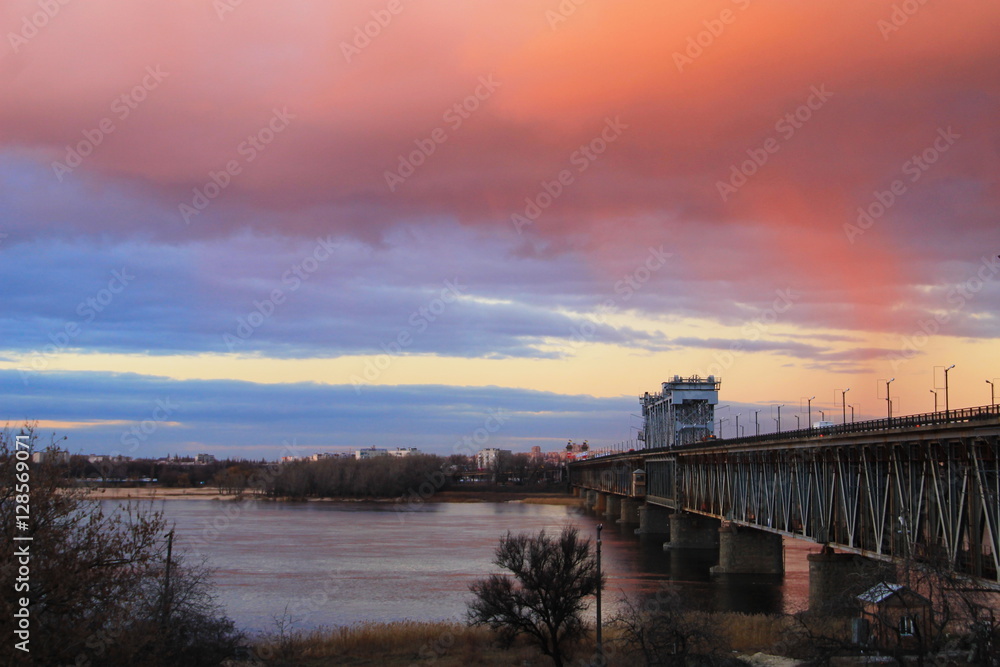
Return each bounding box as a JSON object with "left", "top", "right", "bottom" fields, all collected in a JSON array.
[
  {"left": 848, "top": 404, "right": 855, "bottom": 423},
  {"left": 886, "top": 378, "right": 895, "bottom": 419},
  {"left": 753, "top": 409, "right": 761, "bottom": 436},
  {"left": 820, "top": 410, "right": 825, "bottom": 422},
  {"left": 944, "top": 364, "right": 955, "bottom": 419},
  {"left": 930, "top": 389, "right": 938, "bottom": 413},
  {"left": 734, "top": 413, "right": 741, "bottom": 439},
  {"left": 795, "top": 415, "right": 800, "bottom": 430},
  {"left": 776, "top": 404, "right": 784, "bottom": 433},
  {"left": 987, "top": 379, "right": 995, "bottom": 407},
  {"left": 806, "top": 396, "right": 815, "bottom": 432},
  {"left": 841, "top": 388, "right": 850, "bottom": 425}
]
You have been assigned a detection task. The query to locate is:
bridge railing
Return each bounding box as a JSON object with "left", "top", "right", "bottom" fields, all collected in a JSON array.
[{"left": 581, "top": 403, "right": 1000, "bottom": 461}]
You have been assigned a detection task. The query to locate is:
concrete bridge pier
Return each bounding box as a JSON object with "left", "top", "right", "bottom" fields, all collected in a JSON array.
[
  {"left": 603, "top": 495, "right": 621, "bottom": 521},
  {"left": 618, "top": 498, "right": 641, "bottom": 525},
  {"left": 710, "top": 524, "right": 784, "bottom": 575},
  {"left": 665, "top": 513, "right": 720, "bottom": 550},
  {"left": 807, "top": 547, "right": 891, "bottom": 614},
  {"left": 636, "top": 503, "right": 672, "bottom": 536},
  {"left": 594, "top": 492, "right": 608, "bottom": 514},
  {"left": 583, "top": 490, "right": 598, "bottom": 511}
]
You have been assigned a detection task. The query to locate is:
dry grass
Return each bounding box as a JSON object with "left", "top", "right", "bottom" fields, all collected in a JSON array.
[
  {"left": 247, "top": 621, "right": 547, "bottom": 666},
  {"left": 240, "top": 613, "right": 807, "bottom": 666}
]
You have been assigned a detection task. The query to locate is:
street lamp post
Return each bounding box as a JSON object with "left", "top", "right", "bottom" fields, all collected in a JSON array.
[
  {"left": 886, "top": 378, "right": 895, "bottom": 419},
  {"left": 987, "top": 379, "right": 995, "bottom": 407},
  {"left": 841, "top": 388, "right": 850, "bottom": 424},
  {"left": 777, "top": 404, "right": 784, "bottom": 433},
  {"left": 807, "top": 396, "right": 815, "bottom": 431},
  {"left": 795, "top": 415, "right": 801, "bottom": 430},
  {"left": 595, "top": 523, "right": 602, "bottom": 658},
  {"left": 734, "top": 413, "right": 741, "bottom": 439},
  {"left": 944, "top": 364, "right": 955, "bottom": 418},
  {"left": 930, "top": 389, "right": 938, "bottom": 413},
  {"left": 753, "top": 410, "right": 761, "bottom": 436},
  {"left": 848, "top": 404, "right": 855, "bottom": 423},
  {"left": 820, "top": 410, "right": 825, "bottom": 422}
]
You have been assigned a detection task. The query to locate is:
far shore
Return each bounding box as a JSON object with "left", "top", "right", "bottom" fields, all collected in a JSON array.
[{"left": 80, "top": 486, "right": 579, "bottom": 505}]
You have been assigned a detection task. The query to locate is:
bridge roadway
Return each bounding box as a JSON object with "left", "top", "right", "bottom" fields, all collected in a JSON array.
[{"left": 570, "top": 404, "right": 1000, "bottom": 583}]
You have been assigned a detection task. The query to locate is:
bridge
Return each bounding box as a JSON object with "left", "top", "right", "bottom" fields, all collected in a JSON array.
[{"left": 569, "top": 377, "right": 1000, "bottom": 603}]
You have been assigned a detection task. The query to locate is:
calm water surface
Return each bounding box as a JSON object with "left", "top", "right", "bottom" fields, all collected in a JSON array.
[{"left": 124, "top": 499, "right": 814, "bottom": 633}]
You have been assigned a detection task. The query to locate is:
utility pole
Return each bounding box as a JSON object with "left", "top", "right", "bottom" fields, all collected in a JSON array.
[
  {"left": 886, "top": 378, "right": 895, "bottom": 419},
  {"left": 944, "top": 364, "right": 955, "bottom": 418},
  {"left": 595, "top": 523, "right": 603, "bottom": 660},
  {"left": 161, "top": 529, "right": 174, "bottom": 627}
]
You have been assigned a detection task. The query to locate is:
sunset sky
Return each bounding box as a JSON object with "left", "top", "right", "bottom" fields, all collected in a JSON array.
[{"left": 2, "top": 0, "right": 997, "bottom": 459}]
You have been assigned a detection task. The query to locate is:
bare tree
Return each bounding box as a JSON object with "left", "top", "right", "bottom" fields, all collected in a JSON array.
[
  {"left": 467, "top": 526, "right": 604, "bottom": 667},
  {"left": 609, "top": 590, "right": 734, "bottom": 666},
  {"left": 0, "top": 426, "right": 242, "bottom": 666}
]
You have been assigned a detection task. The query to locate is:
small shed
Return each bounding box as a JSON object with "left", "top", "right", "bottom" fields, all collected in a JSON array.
[{"left": 857, "top": 582, "right": 932, "bottom": 650}]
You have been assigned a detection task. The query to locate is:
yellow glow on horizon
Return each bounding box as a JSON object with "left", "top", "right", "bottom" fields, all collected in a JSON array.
[{"left": 1, "top": 328, "right": 995, "bottom": 418}]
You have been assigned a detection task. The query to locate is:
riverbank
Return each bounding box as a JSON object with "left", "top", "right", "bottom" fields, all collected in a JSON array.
[
  {"left": 81, "top": 486, "right": 578, "bottom": 505},
  {"left": 232, "top": 615, "right": 801, "bottom": 666}
]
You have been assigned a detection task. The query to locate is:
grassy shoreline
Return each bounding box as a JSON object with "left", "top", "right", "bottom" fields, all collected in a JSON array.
[{"left": 236, "top": 614, "right": 800, "bottom": 666}]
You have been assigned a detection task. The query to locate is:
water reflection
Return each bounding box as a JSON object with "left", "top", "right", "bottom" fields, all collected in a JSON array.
[{"left": 123, "top": 500, "right": 812, "bottom": 632}]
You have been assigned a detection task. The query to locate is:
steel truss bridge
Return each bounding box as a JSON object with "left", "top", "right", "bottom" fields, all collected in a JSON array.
[{"left": 570, "top": 405, "right": 1000, "bottom": 583}]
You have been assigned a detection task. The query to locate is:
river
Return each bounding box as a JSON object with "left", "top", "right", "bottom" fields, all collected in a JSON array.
[{"left": 126, "top": 499, "right": 814, "bottom": 633}]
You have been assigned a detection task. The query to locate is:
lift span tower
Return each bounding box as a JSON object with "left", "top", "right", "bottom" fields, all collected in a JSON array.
[{"left": 640, "top": 375, "right": 720, "bottom": 448}]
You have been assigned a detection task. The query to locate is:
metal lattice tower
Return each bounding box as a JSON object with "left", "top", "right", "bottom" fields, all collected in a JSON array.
[{"left": 640, "top": 375, "right": 721, "bottom": 448}]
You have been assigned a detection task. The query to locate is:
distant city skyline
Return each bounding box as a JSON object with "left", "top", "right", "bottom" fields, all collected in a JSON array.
[{"left": 2, "top": 2, "right": 997, "bottom": 459}]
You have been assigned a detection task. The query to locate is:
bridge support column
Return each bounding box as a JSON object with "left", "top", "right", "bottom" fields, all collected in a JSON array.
[
  {"left": 666, "top": 513, "right": 720, "bottom": 550},
  {"left": 572, "top": 487, "right": 581, "bottom": 498},
  {"left": 584, "top": 490, "right": 598, "bottom": 510},
  {"left": 603, "top": 495, "right": 621, "bottom": 521},
  {"left": 710, "top": 524, "right": 783, "bottom": 575},
  {"left": 594, "top": 492, "right": 607, "bottom": 513},
  {"left": 807, "top": 548, "right": 890, "bottom": 614},
  {"left": 619, "top": 498, "right": 641, "bottom": 525},
  {"left": 636, "top": 503, "right": 672, "bottom": 535}
]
